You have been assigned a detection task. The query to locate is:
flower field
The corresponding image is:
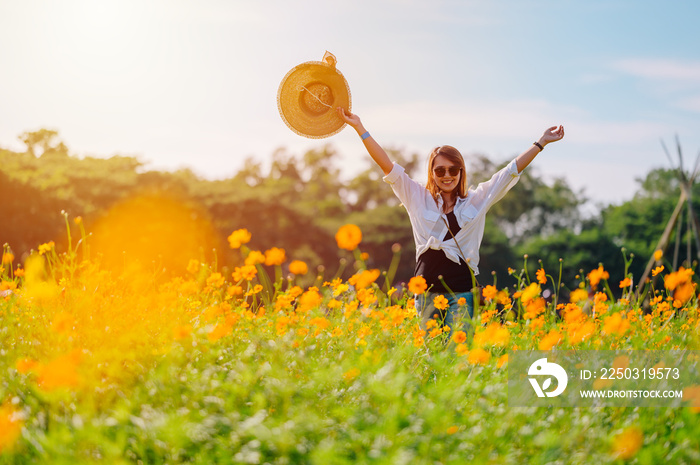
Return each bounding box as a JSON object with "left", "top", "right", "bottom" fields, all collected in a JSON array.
[{"left": 1, "top": 218, "right": 700, "bottom": 464}]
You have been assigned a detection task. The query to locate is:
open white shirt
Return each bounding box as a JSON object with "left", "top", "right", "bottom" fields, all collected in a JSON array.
[{"left": 383, "top": 159, "right": 521, "bottom": 276}]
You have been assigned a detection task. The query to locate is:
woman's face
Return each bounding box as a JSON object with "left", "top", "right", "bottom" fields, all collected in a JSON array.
[{"left": 431, "top": 154, "right": 462, "bottom": 194}]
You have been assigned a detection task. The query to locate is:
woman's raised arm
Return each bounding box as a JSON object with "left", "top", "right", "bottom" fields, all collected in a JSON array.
[
  {"left": 515, "top": 125, "right": 565, "bottom": 173},
  {"left": 337, "top": 107, "right": 394, "bottom": 175}
]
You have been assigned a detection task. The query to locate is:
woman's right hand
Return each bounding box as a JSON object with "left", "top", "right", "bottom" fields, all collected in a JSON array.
[{"left": 337, "top": 107, "right": 363, "bottom": 131}]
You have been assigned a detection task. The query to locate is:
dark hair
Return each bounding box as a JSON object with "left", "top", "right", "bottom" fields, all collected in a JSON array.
[{"left": 426, "top": 145, "right": 468, "bottom": 201}]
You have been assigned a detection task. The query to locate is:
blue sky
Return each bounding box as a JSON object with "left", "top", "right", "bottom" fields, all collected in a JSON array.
[{"left": 1, "top": 0, "right": 699, "bottom": 207}]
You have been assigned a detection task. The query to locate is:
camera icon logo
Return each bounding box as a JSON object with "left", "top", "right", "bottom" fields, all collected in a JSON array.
[{"left": 528, "top": 358, "right": 568, "bottom": 398}]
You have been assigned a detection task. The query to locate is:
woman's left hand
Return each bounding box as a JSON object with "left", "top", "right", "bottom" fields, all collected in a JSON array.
[{"left": 539, "top": 125, "right": 565, "bottom": 146}]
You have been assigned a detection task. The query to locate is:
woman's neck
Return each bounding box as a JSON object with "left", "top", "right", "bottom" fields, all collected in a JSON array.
[{"left": 441, "top": 192, "right": 456, "bottom": 213}]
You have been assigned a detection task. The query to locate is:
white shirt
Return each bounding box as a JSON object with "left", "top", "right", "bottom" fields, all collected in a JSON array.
[{"left": 383, "top": 159, "right": 521, "bottom": 276}]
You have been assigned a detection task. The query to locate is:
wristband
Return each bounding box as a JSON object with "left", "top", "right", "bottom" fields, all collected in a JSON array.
[
  {"left": 360, "top": 131, "right": 371, "bottom": 140},
  {"left": 533, "top": 141, "right": 544, "bottom": 151}
]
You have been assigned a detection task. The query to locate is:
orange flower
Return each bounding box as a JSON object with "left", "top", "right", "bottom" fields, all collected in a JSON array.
[
  {"left": 343, "top": 367, "right": 361, "bottom": 382},
  {"left": 603, "top": 312, "right": 630, "bottom": 336},
  {"left": 452, "top": 330, "right": 467, "bottom": 344},
  {"left": 446, "top": 426, "right": 459, "bottom": 435},
  {"left": 36, "top": 350, "right": 83, "bottom": 391},
  {"left": 227, "top": 228, "right": 251, "bottom": 249},
  {"left": 497, "top": 354, "right": 508, "bottom": 368},
  {"left": 538, "top": 329, "right": 562, "bottom": 350},
  {"left": 619, "top": 277, "right": 632, "bottom": 288},
  {"left": 232, "top": 265, "right": 257, "bottom": 282},
  {"left": 208, "top": 323, "right": 232, "bottom": 342},
  {"left": 186, "top": 259, "right": 200, "bottom": 274},
  {"left": 455, "top": 343, "right": 469, "bottom": 356},
  {"left": 468, "top": 348, "right": 491, "bottom": 365},
  {"left": 16, "top": 358, "right": 38, "bottom": 374},
  {"left": 482, "top": 285, "right": 498, "bottom": 301},
  {"left": 206, "top": 272, "right": 225, "bottom": 289},
  {"left": 0, "top": 402, "right": 23, "bottom": 453},
  {"left": 611, "top": 426, "right": 643, "bottom": 460},
  {"left": 1, "top": 252, "right": 14, "bottom": 265},
  {"left": 173, "top": 324, "right": 192, "bottom": 340},
  {"left": 536, "top": 268, "right": 547, "bottom": 284},
  {"left": 348, "top": 269, "right": 380, "bottom": 290},
  {"left": 654, "top": 249, "right": 663, "bottom": 261},
  {"left": 652, "top": 266, "right": 664, "bottom": 277},
  {"left": 297, "top": 288, "right": 323, "bottom": 312},
  {"left": 587, "top": 265, "right": 609, "bottom": 288},
  {"left": 408, "top": 276, "right": 428, "bottom": 295},
  {"left": 264, "top": 247, "right": 286, "bottom": 266},
  {"left": 244, "top": 250, "right": 266, "bottom": 266},
  {"left": 433, "top": 294, "right": 449, "bottom": 311},
  {"left": 473, "top": 322, "right": 510, "bottom": 348},
  {"left": 335, "top": 224, "right": 362, "bottom": 251},
  {"left": 289, "top": 260, "right": 308, "bottom": 275}
]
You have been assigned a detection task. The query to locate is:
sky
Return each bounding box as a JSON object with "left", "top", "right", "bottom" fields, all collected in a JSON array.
[{"left": 1, "top": 0, "right": 700, "bottom": 209}]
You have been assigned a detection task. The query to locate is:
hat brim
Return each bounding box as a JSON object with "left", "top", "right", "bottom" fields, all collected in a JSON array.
[{"left": 277, "top": 60, "right": 351, "bottom": 139}]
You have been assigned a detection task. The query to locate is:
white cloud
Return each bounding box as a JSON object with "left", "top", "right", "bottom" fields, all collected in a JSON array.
[{"left": 613, "top": 58, "right": 700, "bottom": 81}]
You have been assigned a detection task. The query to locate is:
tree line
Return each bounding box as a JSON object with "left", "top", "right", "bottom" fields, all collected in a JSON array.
[{"left": 1, "top": 129, "right": 695, "bottom": 293}]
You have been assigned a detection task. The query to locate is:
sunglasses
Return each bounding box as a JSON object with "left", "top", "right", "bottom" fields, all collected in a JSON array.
[{"left": 433, "top": 166, "right": 462, "bottom": 177}]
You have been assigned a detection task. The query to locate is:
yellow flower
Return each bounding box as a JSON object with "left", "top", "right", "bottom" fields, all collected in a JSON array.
[
  {"left": 1, "top": 252, "right": 14, "bottom": 265},
  {"left": 455, "top": 343, "right": 469, "bottom": 356},
  {"left": 433, "top": 294, "right": 449, "bottom": 310},
  {"left": 335, "top": 224, "right": 362, "bottom": 251},
  {"left": 244, "top": 250, "right": 265, "bottom": 266},
  {"left": 536, "top": 268, "right": 547, "bottom": 284},
  {"left": 408, "top": 276, "right": 428, "bottom": 295},
  {"left": 289, "top": 260, "right": 308, "bottom": 275},
  {"left": 611, "top": 426, "right": 643, "bottom": 460},
  {"left": 569, "top": 288, "right": 589, "bottom": 303},
  {"left": 264, "top": 247, "right": 286, "bottom": 266},
  {"left": 654, "top": 249, "right": 663, "bottom": 261},
  {"left": 227, "top": 228, "right": 251, "bottom": 249},
  {"left": 497, "top": 354, "right": 509, "bottom": 368},
  {"left": 38, "top": 241, "right": 55, "bottom": 255},
  {"left": 520, "top": 283, "right": 541, "bottom": 305},
  {"left": 652, "top": 266, "right": 664, "bottom": 277}
]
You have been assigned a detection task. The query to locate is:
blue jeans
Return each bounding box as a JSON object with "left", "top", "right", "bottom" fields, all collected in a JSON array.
[{"left": 416, "top": 291, "right": 474, "bottom": 337}]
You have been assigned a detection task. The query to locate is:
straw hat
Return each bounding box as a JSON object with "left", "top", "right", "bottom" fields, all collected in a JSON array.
[{"left": 277, "top": 51, "right": 351, "bottom": 139}]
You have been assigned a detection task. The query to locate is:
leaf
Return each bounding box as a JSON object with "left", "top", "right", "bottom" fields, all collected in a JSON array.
[{"left": 542, "top": 377, "right": 552, "bottom": 391}]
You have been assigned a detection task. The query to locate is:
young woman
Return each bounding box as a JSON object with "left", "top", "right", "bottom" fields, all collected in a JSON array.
[{"left": 337, "top": 106, "right": 565, "bottom": 333}]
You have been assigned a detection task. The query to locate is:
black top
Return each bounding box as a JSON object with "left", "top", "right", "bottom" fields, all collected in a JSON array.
[{"left": 414, "top": 211, "right": 474, "bottom": 293}]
